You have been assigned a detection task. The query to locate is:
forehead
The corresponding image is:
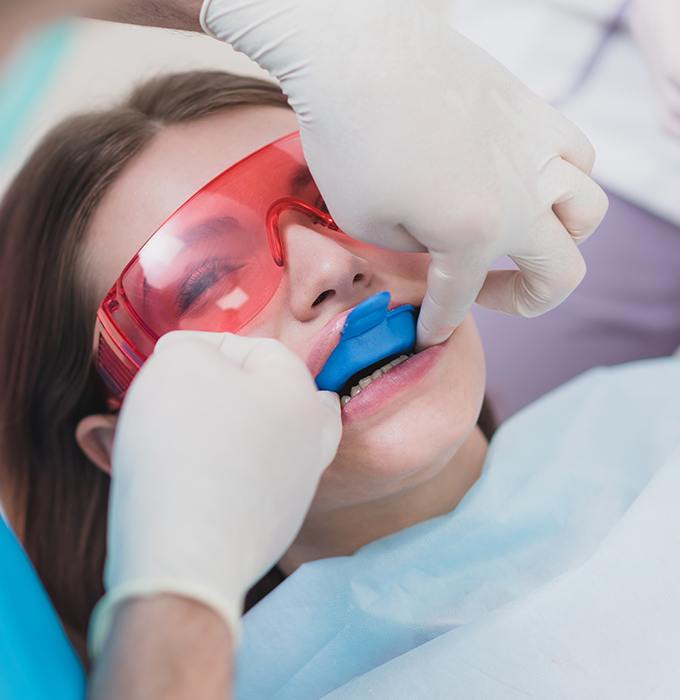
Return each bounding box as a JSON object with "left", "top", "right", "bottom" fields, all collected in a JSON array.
[{"left": 84, "top": 105, "right": 298, "bottom": 303}]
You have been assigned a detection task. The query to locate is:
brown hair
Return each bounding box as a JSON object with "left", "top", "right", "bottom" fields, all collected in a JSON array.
[{"left": 0, "top": 71, "right": 289, "bottom": 659}]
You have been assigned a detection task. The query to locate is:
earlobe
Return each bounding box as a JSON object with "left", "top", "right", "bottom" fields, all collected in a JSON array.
[{"left": 75, "top": 415, "right": 118, "bottom": 475}]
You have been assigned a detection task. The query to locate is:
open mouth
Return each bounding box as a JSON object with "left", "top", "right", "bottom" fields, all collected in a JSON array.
[
  {"left": 315, "top": 291, "right": 419, "bottom": 401},
  {"left": 338, "top": 351, "right": 415, "bottom": 406},
  {"left": 336, "top": 301, "right": 422, "bottom": 406}
]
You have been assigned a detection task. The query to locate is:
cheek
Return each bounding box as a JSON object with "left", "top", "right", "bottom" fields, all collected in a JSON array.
[
  {"left": 236, "top": 280, "right": 290, "bottom": 339},
  {"left": 238, "top": 249, "right": 486, "bottom": 511},
  {"left": 235, "top": 275, "right": 322, "bottom": 360}
]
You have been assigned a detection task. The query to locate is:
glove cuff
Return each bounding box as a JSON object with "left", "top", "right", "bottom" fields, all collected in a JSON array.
[
  {"left": 199, "top": 0, "right": 217, "bottom": 38},
  {"left": 88, "top": 580, "right": 243, "bottom": 659},
  {"left": 197, "top": 0, "right": 318, "bottom": 79}
]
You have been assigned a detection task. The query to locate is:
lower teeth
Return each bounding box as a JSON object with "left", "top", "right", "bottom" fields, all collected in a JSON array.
[{"left": 340, "top": 353, "right": 414, "bottom": 406}]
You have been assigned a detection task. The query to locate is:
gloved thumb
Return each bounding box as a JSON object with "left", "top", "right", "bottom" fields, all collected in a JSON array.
[{"left": 316, "top": 390, "right": 343, "bottom": 467}]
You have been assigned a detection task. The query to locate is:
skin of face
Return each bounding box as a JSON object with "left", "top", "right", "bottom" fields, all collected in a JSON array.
[{"left": 81, "top": 104, "right": 487, "bottom": 549}]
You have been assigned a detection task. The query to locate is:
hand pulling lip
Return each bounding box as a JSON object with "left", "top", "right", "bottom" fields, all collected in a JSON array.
[{"left": 306, "top": 294, "right": 415, "bottom": 379}]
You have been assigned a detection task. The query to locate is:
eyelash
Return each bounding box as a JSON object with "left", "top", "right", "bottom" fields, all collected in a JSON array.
[
  {"left": 175, "top": 197, "right": 328, "bottom": 313},
  {"left": 177, "top": 258, "right": 242, "bottom": 314}
]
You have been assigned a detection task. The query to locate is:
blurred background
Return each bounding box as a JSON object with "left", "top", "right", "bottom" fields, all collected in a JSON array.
[{"left": 0, "top": 19, "right": 271, "bottom": 194}]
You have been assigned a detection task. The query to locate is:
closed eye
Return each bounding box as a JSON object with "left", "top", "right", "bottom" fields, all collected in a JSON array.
[{"left": 176, "top": 258, "right": 244, "bottom": 314}]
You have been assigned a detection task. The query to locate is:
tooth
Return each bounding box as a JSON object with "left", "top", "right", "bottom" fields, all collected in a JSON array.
[
  {"left": 359, "top": 377, "right": 372, "bottom": 389},
  {"left": 351, "top": 385, "right": 361, "bottom": 397},
  {"left": 371, "top": 369, "right": 383, "bottom": 380},
  {"left": 341, "top": 395, "right": 351, "bottom": 407}
]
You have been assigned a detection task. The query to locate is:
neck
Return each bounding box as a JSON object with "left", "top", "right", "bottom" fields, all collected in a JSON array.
[{"left": 280, "top": 427, "right": 487, "bottom": 573}]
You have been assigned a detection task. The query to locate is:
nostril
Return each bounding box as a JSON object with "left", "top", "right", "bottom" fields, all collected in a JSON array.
[
  {"left": 312, "top": 289, "right": 335, "bottom": 307},
  {"left": 353, "top": 273, "right": 365, "bottom": 284}
]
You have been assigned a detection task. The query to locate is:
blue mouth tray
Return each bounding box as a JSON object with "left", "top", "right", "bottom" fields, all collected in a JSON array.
[{"left": 315, "top": 291, "right": 417, "bottom": 392}]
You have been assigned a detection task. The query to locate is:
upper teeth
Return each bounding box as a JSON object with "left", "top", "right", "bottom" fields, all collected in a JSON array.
[{"left": 341, "top": 354, "right": 413, "bottom": 406}]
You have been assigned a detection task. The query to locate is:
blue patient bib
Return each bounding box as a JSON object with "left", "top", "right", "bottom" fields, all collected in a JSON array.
[
  {"left": 236, "top": 358, "right": 680, "bottom": 699},
  {"left": 0, "top": 517, "right": 85, "bottom": 699}
]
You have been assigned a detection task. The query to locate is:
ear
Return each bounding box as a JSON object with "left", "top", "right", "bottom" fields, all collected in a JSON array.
[{"left": 75, "top": 415, "right": 118, "bottom": 475}]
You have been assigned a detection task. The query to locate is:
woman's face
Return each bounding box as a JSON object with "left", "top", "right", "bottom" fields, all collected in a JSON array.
[{"left": 84, "top": 105, "right": 486, "bottom": 511}]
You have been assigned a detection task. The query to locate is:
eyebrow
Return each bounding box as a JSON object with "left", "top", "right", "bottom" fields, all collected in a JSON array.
[{"left": 179, "top": 215, "right": 243, "bottom": 243}]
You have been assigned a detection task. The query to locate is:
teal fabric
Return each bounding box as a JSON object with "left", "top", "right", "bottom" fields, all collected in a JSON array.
[
  {"left": 0, "top": 27, "right": 83, "bottom": 696},
  {"left": 0, "top": 517, "right": 85, "bottom": 699},
  {"left": 236, "top": 358, "right": 680, "bottom": 699},
  {"left": 0, "top": 23, "right": 72, "bottom": 160}
]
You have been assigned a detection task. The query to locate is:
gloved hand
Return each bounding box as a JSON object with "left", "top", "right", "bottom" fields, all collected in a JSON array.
[
  {"left": 89, "top": 331, "right": 342, "bottom": 655},
  {"left": 631, "top": 0, "right": 680, "bottom": 137},
  {"left": 200, "top": 0, "right": 608, "bottom": 347}
]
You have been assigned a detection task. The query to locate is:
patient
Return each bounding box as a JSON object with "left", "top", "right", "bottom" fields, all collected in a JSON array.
[
  {"left": 0, "top": 71, "right": 494, "bottom": 659},
  {"left": 3, "top": 71, "right": 680, "bottom": 696}
]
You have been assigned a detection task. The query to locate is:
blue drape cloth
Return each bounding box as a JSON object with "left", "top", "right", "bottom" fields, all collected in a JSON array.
[
  {"left": 0, "top": 517, "right": 85, "bottom": 699},
  {"left": 237, "top": 358, "right": 680, "bottom": 699}
]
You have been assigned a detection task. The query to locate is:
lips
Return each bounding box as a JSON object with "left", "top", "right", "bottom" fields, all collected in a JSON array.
[
  {"left": 341, "top": 343, "right": 445, "bottom": 423},
  {"left": 304, "top": 291, "right": 452, "bottom": 423},
  {"left": 306, "top": 308, "right": 354, "bottom": 378}
]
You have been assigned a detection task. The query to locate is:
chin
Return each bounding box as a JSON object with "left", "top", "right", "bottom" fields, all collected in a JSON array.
[{"left": 313, "top": 316, "right": 486, "bottom": 509}]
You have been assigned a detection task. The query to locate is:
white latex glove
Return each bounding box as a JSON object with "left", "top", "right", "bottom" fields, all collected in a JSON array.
[
  {"left": 89, "top": 331, "right": 341, "bottom": 655},
  {"left": 631, "top": 0, "right": 680, "bottom": 137},
  {"left": 200, "top": 0, "right": 608, "bottom": 346}
]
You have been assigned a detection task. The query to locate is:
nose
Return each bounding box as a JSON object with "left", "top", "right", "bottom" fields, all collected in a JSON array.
[{"left": 281, "top": 213, "right": 373, "bottom": 322}]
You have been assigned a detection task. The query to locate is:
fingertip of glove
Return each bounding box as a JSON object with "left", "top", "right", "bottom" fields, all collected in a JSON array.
[{"left": 318, "top": 390, "right": 341, "bottom": 414}]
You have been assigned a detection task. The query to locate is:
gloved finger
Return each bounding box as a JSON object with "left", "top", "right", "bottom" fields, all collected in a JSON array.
[
  {"left": 154, "top": 329, "right": 236, "bottom": 354},
  {"left": 316, "top": 391, "right": 343, "bottom": 466},
  {"left": 416, "top": 255, "right": 487, "bottom": 348},
  {"left": 153, "top": 330, "right": 247, "bottom": 373},
  {"left": 157, "top": 330, "right": 295, "bottom": 372},
  {"left": 341, "top": 218, "right": 427, "bottom": 253},
  {"left": 476, "top": 221, "right": 586, "bottom": 317},
  {"left": 544, "top": 158, "right": 609, "bottom": 245},
  {"left": 552, "top": 113, "right": 597, "bottom": 174},
  {"left": 155, "top": 330, "right": 310, "bottom": 381}
]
